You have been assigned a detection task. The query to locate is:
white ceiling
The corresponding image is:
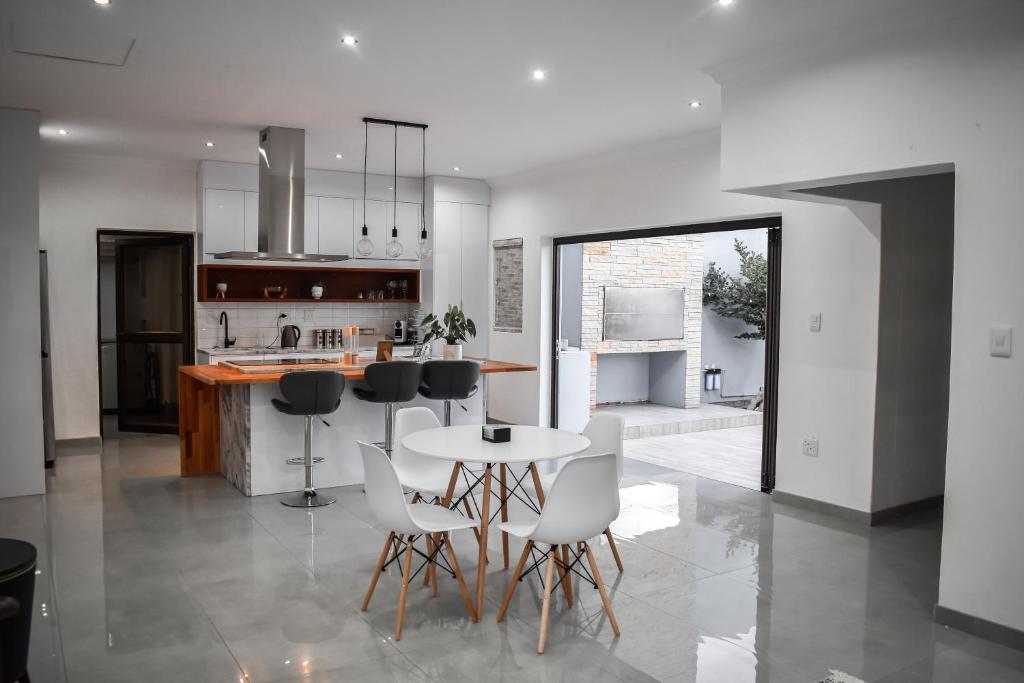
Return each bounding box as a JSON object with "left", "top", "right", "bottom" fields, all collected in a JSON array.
[{"left": 1, "top": 0, "right": 932, "bottom": 179}]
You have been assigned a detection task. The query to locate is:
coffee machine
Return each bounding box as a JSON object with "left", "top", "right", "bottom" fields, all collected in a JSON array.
[{"left": 393, "top": 319, "right": 407, "bottom": 343}]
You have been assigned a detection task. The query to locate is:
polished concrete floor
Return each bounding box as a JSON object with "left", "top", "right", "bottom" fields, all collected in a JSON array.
[
  {"left": 4, "top": 432, "right": 1024, "bottom": 682},
  {"left": 624, "top": 425, "right": 763, "bottom": 491}
]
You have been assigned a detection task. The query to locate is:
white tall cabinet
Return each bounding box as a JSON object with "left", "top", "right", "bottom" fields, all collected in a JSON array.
[{"left": 428, "top": 178, "right": 491, "bottom": 358}]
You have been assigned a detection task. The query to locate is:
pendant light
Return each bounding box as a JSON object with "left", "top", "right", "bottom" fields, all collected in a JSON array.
[
  {"left": 385, "top": 125, "right": 404, "bottom": 258},
  {"left": 415, "top": 126, "right": 432, "bottom": 259},
  {"left": 355, "top": 120, "right": 374, "bottom": 257}
]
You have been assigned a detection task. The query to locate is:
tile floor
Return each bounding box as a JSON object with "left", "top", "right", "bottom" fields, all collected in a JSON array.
[
  {"left": 624, "top": 425, "right": 763, "bottom": 491},
  {"left": 4, "top": 432, "right": 1024, "bottom": 682}
]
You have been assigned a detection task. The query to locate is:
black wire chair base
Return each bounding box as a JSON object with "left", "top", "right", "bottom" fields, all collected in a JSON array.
[
  {"left": 518, "top": 543, "right": 598, "bottom": 594},
  {"left": 381, "top": 533, "right": 457, "bottom": 582}
]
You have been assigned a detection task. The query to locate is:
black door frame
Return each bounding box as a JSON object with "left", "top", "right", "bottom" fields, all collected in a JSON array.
[
  {"left": 96, "top": 229, "right": 195, "bottom": 436},
  {"left": 550, "top": 216, "right": 782, "bottom": 493}
]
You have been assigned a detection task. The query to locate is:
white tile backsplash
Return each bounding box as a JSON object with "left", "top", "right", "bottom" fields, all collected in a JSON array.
[{"left": 197, "top": 302, "right": 415, "bottom": 350}]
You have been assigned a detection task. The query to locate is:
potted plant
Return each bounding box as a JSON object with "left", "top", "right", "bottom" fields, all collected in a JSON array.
[{"left": 420, "top": 305, "right": 476, "bottom": 360}]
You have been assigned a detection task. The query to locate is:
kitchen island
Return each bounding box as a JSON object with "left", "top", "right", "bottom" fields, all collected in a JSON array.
[{"left": 178, "top": 357, "right": 536, "bottom": 496}]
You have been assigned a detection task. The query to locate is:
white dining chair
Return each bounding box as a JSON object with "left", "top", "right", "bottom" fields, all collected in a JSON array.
[
  {"left": 392, "top": 407, "right": 486, "bottom": 548},
  {"left": 534, "top": 412, "right": 626, "bottom": 572},
  {"left": 497, "top": 453, "right": 622, "bottom": 654},
  {"left": 358, "top": 442, "right": 479, "bottom": 639}
]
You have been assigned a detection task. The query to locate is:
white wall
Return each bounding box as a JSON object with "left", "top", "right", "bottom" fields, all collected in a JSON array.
[
  {"left": 39, "top": 154, "right": 197, "bottom": 440},
  {"left": 711, "top": 2, "right": 1024, "bottom": 631},
  {"left": 701, "top": 230, "right": 767, "bottom": 398},
  {"left": 0, "top": 108, "right": 45, "bottom": 498},
  {"left": 487, "top": 135, "right": 881, "bottom": 513}
]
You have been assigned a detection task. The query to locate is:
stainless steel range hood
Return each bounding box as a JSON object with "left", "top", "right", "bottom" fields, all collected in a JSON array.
[{"left": 213, "top": 126, "right": 349, "bottom": 262}]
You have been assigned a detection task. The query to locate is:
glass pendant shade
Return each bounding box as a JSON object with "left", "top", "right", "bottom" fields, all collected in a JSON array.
[
  {"left": 416, "top": 229, "right": 432, "bottom": 259},
  {"left": 385, "top": 227, "right": 403, "bottom": 258},
  {"left": 356, "top": 225, "right": 374, "bottom": 256}
]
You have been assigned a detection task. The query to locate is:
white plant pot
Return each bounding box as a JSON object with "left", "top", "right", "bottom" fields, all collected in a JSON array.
[
  {"left": 311, "top": 286, "right": 324, "bottom": 300},
  {"left": 443, "top": 343, "right": 463, "bottom": 360}
]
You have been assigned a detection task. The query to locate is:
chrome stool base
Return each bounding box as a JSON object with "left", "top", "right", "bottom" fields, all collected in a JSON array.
[{"left": 281, "top": 490, "right": 337, "bottom": 508}]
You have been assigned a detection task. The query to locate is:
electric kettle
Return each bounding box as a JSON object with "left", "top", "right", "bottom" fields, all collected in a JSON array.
[{"left": 281, "top": 325, "right": 301, "bottom": 349}]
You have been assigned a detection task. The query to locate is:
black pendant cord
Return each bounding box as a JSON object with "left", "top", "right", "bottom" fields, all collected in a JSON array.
[
  {"left": 421, "top": 128, "right": 427, "bottom": 240},
  {"left": 361, "top": 120, "right": 368, "bottom": 237},
  {"left": 392, "top": 125, "right": 399, "bottom": 238}
]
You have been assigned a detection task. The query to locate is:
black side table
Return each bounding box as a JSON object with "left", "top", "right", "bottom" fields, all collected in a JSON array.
[{"left": 0, "top": 539, "right": 36, "bottom": 683}]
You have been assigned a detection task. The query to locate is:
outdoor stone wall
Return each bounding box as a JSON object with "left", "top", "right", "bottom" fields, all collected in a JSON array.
[{"left": 581, "top": 235, "right": 704, "bottom": 409}]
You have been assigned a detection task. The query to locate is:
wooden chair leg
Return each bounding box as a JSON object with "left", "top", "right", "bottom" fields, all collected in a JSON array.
[
  {"left": 395, "top": 535, "right": 415, "bottom": 641},
  {"left": 423, "top": 534, "right": 438, "bottom": 591},
  {"left": 462, "top": 498, "right": 483, "bottom": 544},
  {"left": 499, "top": 464, "right": 510, "bottom": 569},
  {"left": 389, "top": 534, "right": 405, "bottom": 564},
  {"left": 604, "top": 528, "right": 624, "bottom": 573},
  {"left": 443, "top": 532, "right": 477, "bottom": 622},
  {"left": 474, "top": 466, "right": 493, "bottom": 620},
  {"left": 559, "top": 544, "right": 574, "bottom": 607},
  {"left": 362, "top": 531, "right": 395, "bottom": 611},
  {"left": 497, "top": 540, "right": 533, "bottom": 622},
  {"left": 584, "top": 544, "right": 621, "bottom": 637},
  {"left": 538, "top": 547, "right": 557, "bottom": 654}
]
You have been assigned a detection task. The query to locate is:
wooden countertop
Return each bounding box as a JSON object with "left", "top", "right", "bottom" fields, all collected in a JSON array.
[{"left": 179, "top": 357, "right": 537, "bottom": 386}]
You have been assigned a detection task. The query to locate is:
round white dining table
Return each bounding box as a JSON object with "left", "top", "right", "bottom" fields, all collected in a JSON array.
[
  {"left": 401, "top": 424, "right": 590, "bottom": 465},
  {"left": 401, "top": 424, "right": 590, "bottom": 621}
]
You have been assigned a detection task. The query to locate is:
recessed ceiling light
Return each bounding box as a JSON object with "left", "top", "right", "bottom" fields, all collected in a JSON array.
[
  {"left": 205, "top": 141, "right": 215, "bottom": 148},
  {"left": 335, "top": 153, "right": 343, "bottom": 159},
  {"left": 453, "top": 166, "right": 460, "bottom": 172},
  {"left": 94, "top": 0, "right": 111, "bottom": 5},
  {"left": 532, "top": 69, "right": 546, "bottom": 81},
  {"left": 719, "top": 0, "right": 734, "bottom": 6},
  {"left": 341, "top": 35, "right": 358, "bottom": 47},
  {"left": 57, "top": 128, "right": 69, "bottom": 136},
  {"left": 689, "top": 100, "right": 702, "bottom": 108}
]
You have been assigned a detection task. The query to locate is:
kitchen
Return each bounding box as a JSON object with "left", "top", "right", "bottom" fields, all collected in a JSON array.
[{"left": 170, "top": 123, "right": 535, "bottom": 500}]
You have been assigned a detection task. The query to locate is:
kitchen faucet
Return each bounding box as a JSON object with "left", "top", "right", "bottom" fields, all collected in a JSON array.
[{"left": 219, "top": 311, "right": 236, "bottom": 348}]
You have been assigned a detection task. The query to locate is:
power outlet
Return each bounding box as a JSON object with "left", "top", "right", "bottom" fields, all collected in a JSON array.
[
  {"left": 303, "top": 309, "right": 315, "bottom": 322},
  {"left": 802, "top": 437, "right": 819, "bottom": 458}
]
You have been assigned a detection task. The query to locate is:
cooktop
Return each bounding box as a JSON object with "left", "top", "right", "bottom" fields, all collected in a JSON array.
[{"left": 226, "top": 359, "right": 335, "bottom": 367}]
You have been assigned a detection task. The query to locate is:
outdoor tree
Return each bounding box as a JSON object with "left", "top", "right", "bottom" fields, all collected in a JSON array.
[{"left": 702, "top": 238, "right": 767, "bottom": 340}]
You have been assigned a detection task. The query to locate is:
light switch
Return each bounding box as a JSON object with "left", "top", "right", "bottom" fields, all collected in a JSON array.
[
  {"left": 809, "top": 312, "right": 822, "bottom": 333},
  {"left": 990, "top": 325, "right": 1013, "bottom": 358}
]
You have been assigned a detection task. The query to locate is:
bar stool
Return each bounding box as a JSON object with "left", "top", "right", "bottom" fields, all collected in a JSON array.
[
  {"left": 417, "top": 360, "right": 480, "bottom": 426},
  {"left": 272, "top": 370, "right": 345, "bottom": 508},
  {"left": 352, "top": 362, "right": 422, "bottom": 455}
]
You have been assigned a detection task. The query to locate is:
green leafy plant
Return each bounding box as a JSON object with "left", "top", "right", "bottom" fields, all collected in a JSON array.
[
  {"left": 420, "top": 305, "right": 477, "bottom": 345},
  {"left": 703, "top": 238, "right": 767, "bottom": 340}
]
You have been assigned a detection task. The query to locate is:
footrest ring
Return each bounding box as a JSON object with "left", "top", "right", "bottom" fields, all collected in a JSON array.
[{"left": 286, "top": 457, "right": 326, "bottom": 465}]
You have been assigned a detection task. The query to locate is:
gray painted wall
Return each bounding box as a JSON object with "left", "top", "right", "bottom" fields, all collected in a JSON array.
[
  {"left": 701, "top": 230, "right": 768, "bottom": 398},
  {"left": 807, "top": 173, "right": 954, "bottom": 512},
  {"left": 0, "top": 108, "right": 45, "bottom": 498},
  {"left": 597, "top": 353, "right": 650, "bottom": 404}
]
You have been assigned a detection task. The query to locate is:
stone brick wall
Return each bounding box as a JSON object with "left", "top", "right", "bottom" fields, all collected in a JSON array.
[
  {"left": 493, "top": 238, "right": 523, "bottom": 333},
  {"left": 581, "top": 235, "right": 704, "bottom": 409}
]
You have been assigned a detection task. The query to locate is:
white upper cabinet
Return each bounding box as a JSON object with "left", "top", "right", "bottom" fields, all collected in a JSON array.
[
  {"left": 303, "top": 196, "right": 319, "bottom": 254},
  {"left": 354, "top": 199, "right": 388, "bottom": 259},
  {"left": 318, "top": 197, "right": 354, "bottom": 256},
  {"left": 243, "top": 191, "right": 259, "bottom": 252},
  {"left": 204, "top": 189, "right": 245, "bottom": 255}
]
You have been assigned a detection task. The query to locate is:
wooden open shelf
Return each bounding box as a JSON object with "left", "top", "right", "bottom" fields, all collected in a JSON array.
[{"left": 198, "top": 264, "right": 420, "bottom": 303}]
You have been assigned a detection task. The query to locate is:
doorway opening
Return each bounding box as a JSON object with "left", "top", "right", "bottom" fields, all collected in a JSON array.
[
  {"left": 551, "top": 217, "right": 781, "bottom": 492},
  {"left": 97, "top": 230, "right": 194, "bottom": 436}
]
